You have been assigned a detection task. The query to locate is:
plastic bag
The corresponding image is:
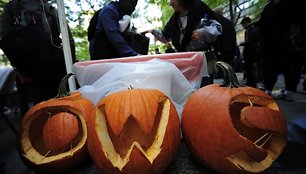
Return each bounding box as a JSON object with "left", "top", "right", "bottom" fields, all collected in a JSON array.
[
  {"left": 74, "top": 52, "right": 208, "bottom": 89},
  {"left": 77, "top": 59, "right": 194, "bottom": 119}
]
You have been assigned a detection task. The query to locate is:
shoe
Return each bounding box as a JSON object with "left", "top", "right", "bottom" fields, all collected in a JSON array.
[
  {"left": 265, "top": 90, "right": 272, "bottom": 96},
  {"left": 272, "top": 89, "right": 285, "bottom": 99},
  {"left": 273, "top": 89, "right": 294, "bottom": 101},
  {"left": 257, "top": 83, "right": 265, "bottom": 91},
  {"left": 283, "top": 90, "right": 294, "bottom": 101}
]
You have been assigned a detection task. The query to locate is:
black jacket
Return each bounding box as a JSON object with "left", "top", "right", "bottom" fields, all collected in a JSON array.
[
  {"left": 243, "top": 24, "right": 260, "bottom": 62},
  {"left": 89, "top": 2, "right": 137, "bottom": 60},
  {"left": 162, "top": 0, "right": 215, "bottom": 52}
]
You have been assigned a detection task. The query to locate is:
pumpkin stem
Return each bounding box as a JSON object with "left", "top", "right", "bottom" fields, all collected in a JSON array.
[
  {"left": 55, "top": 73, "right": 74, "bottom": 98},
  {"left": 216, "top": 61, "right": 243, "bottom": 88},
  {"left": 128, "top": 85, "right": 134, "bottom": 90}
]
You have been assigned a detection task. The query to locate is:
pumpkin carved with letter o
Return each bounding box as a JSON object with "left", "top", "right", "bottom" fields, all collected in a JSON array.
[
  {"left": 87, "top": 88, "right": 181, "bottom": 174},
  {"left": 182, "top": 62, "right": 287, "bottom": 174},
  {"left": 18, "top": 73, "right": 94, "bottom": 173}
]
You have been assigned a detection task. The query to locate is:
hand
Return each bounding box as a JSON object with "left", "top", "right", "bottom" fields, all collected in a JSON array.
[
  {"left": 141, "top": 29, "right": 154, "bottom": 34},
  {"left": 192, "top": 30, "right": 201, "bottom": 41}
]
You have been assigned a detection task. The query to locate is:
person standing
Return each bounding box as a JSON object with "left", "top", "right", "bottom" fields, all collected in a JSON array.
[
  {"left": 146, "top": 0, "right": 221, "bottom": 86},
  {"left": 89, "top": 0, "right": 139, "bottom": 60},
  {"left": 147, "top": 0, "right": 217, "bottom": 52},
  {"left": 240, "top": 16, "right": 261, "bottom": 87},
  {"left": 257, "top": 0, "right": 296, "bottom": 100},
  {"left": 0, "top": 0, "right": 76, "bottom": 104}
]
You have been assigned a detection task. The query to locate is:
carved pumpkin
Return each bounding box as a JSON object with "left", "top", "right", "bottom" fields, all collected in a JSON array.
[
  {"left": 19, "top": 74, "right": 94, "bottom": 174},
  {"left": 182, "top": 62, "right": 287, "bottom": 174},
  {"left": 87, "top": 89, "right": 180, "bottom": 174}
]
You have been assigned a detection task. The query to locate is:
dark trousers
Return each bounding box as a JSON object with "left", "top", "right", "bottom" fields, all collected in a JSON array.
[
  {"left": 244, "top": 58, "right": 257, "bottom": 87},
  {"left": 22, "top": 79, "right": 59, "bottom": 104},
  {"left": 262, "top": 44, "right": 296, "bottom": 91}
]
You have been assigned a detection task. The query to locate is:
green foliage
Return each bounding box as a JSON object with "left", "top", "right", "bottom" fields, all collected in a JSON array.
[
  {"left": 0, "top": 53, "right": 10, "bottom": 66},
  {"left": 75, "top": 40, "right": 90, "bottom": 61},
  {"left": 156, "top": 0, "right": 173, "bottom": 29},
  {"left": 205, "top": 0, "right": 228, "bottom": 9},
  {"left": 0, "top": 0, "right": 9, "bottom": 14},
  {"left": 65, "top": 0, "right": 111, "bottom": 61},
  {"left": 251, "top": 0, "right": 266, "bottom": 20}
]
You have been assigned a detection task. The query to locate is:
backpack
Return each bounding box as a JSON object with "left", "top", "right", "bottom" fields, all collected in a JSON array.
[
  {"left": 87, "top": 9, "right": 149, "bottom": 55},
  {"left": 214, "top": 15, "right": 237, "bottom": 62},
  {"left": 12, "top": 0, "right": 56, "bottom": 35},
  {"left": 87, "top": 9, "right": 101, "bottom": 42},
  {"left": 0, "top": 0, "right": 67, "bottom": 82}
]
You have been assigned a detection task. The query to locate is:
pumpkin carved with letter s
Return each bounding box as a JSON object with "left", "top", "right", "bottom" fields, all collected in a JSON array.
[
  {"left": 182, "top": 62, "right": 287, "bottom": 174},
  {"left": 87, "top": 88, "right": 181, "bottom": 174},
  {"left": 19, "top": 73, "right": 94, "bottom": 174}
]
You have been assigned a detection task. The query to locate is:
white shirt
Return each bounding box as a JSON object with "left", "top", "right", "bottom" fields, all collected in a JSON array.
[{"left": 179, "top": 11, "right": 188, "bottom": 44}]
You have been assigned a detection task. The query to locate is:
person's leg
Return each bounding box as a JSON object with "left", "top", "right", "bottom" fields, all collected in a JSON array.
[
  {"left": 283, "top": 49, "right": 298, "bottom": 92},
  {"left": 289, "top": 50, "right": 303, "bottom": 92},
  {"left": 303, "top": 78, "right": 306, "bottom": 91},
  {"left": 302, "top": 52, "right": 306, "bottom": 91},
  {"left": 262, "top": 50, "right": 278, "bottom": 92},
  {"left": 15, "top": 75, "right": 29, "bottom": 116},
  {"left": 244, "top": 57, "right": 256, "bottom": 87}
]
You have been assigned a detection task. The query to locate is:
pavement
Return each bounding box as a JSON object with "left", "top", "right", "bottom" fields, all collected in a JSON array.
[{"left": 0, "top": 73, "right": 306, "bottom": 174}]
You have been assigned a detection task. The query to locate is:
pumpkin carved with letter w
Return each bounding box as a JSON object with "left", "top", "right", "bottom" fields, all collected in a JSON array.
[{"left": 87, "top": 89, "right": 181, "bottom": 174}]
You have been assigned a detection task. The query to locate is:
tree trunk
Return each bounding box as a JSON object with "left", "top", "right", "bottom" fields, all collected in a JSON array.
[{"left": 229, "top": 0, "right": 234, "bottom": 25}]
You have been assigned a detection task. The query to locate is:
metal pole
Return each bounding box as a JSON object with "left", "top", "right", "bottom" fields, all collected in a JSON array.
[{"left": 56, "top": 0, "right": 76, "bottom": 92}]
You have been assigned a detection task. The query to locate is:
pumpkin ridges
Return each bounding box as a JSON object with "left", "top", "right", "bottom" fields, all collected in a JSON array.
[
  {"left": 43, "top": 112, "right": 79, "bottom": 151},
  {"left": 151, "top": 99, "right": 180, "bottom": 173},
  {"left": 138, "top": 90, "right": 155, "bottom": 133},
  {"left": 100, "top": 89, "right": 164, "bottom": 135},
  {"left": 22, "top": 92, "right": 94, "bottom": 124}
]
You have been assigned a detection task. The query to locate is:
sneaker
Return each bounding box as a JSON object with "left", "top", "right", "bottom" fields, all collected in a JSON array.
[
  {"left": 272, "top": 89, "right": 285, "bottom": 99},
  {"left": 273, "top": 89, "right": 294, "bottom": 101},
  {"left": 283, "top": 90, "right": 294, "bottom": 101},
  {"left": 257, "top": 83, "right": 265, "bottom": 91},
  {"left": 265, "top": 90, "right": 272, "bottom": 96}
]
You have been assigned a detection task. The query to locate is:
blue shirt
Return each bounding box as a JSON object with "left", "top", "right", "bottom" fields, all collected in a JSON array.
[{"left": 96, "top": 3, "right": 137, "bottom": 57}]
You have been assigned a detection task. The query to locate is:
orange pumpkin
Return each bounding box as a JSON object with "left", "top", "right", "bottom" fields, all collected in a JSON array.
[
  {"left": 182, "top": 62, "right": 287, "bottom": 174},
  {"left": 87, "top": 89, "right": 180, "bottom": 174},
  {"left": 42, "top": 112, "right": 79, "bottom": 151},
  {"left": 19, "top": 73, "right": 94, "bottom": 174}
]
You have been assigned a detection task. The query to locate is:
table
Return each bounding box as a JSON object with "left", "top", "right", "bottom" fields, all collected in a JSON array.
[{"left": 64, "top": 141, "right": 284, "bottom": 174}]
